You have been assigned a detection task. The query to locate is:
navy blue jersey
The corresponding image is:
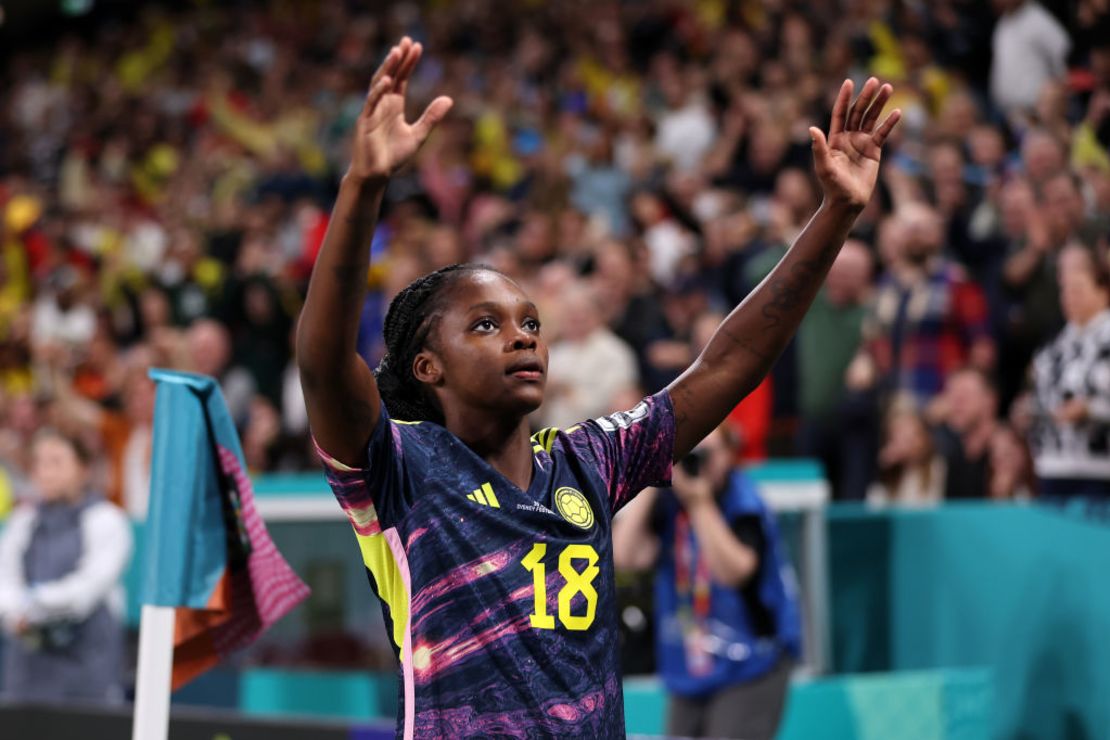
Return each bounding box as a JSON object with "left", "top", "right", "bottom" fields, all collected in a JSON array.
[{"left": 317, "top": 391, "right": 675, "bottom": 738}]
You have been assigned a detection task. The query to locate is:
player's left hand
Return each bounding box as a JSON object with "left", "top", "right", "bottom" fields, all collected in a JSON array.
[{"left": 810, "top": 77, "right": 901, "bottom": 210}]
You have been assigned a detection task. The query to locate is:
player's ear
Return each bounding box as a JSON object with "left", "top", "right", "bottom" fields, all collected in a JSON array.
[{"left": 412, "top": 350, "right": 443, "bottom": 386}]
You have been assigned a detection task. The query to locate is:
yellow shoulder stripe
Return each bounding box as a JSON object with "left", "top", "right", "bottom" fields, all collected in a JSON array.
[{"left": 530, "top": 427, "right": 559, "bottom": 453}]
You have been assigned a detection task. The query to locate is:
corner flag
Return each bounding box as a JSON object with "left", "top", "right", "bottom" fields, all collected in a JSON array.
[{"left": 141, "top": 369, "right": 309, "bottom": 689}]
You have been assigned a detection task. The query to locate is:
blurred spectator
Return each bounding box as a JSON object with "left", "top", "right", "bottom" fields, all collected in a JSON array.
[
  {"left": 988, "top": 424, "right": 1037, "bottom": 500},
  {"left": 186, "top": 318, "right": 255, "bottom": 426},
  {"left": 930, "top": 368, "right": 999, "bottom": 499},
  {"left": 51, "top": 347, "right": 154, "bottom": 518},
  {"left": 1002, "top": 172, "right": 1090, "bottom": 383},
  {"left": 0, "top": 429, "right": 132, "bottom": 704},
  {"left": 612, "top": 428, "right": 801, "bottom": 740},
  {"left": 538, "top": 281, "right": 638, "bottom": 429},
  {"left": 568, "top": 131, "right": 633, "bottom": 238},
  {"left": 30, "top": 267, "right": 94, "bottom": 365},
  {"left": 653, "top": 58, "right": 717, "bottom": 173},
  {"left": 868, "top": 405, "right": 947, "bottom": 507},
  {"left": 630, "top": 189, "right": 696, "bottom": 286},
  {"left": 1030, "top": 245, "right": 1110, "bottom": 500},
  {"left": 990, "top": 0, "right": 1071, "bottom": 117},
  {"left": 796, "top": 240, "right": 873, "bottom": 498},
  {"left": 857, "top": 204, "right": 995, "bottom": 408},
  {"left": 219, "top": 272, "right": 294, "bottom": 410},
  {"left": 0, "top": 0, "right": 1106, "bottom": 506}
]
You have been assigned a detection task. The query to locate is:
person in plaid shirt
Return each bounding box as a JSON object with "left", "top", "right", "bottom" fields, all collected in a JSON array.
[{"left": 856, "top": 203, "right": 995, "bottom": 407}]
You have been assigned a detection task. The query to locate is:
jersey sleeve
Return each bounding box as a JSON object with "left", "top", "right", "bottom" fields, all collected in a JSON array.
[
  {"left": 313, "top": 404, "right": 409, "bottom": 535},
  {"left": 566, "top": 390, "right": 676, "bottom": 515}
]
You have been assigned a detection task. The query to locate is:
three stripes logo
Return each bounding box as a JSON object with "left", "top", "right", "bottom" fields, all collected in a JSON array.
[{"left": 467, "top": 482, "right": 501, "bottom": 508}]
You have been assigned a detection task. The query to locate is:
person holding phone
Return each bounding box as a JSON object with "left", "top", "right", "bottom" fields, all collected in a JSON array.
[{"left": 613, "top": 427, "right": 802, "bottom": 740}]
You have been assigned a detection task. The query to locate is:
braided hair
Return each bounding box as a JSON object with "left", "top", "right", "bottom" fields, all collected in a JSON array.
[{"left": 375, "top": 263, "right": 499, "bottom": 423}]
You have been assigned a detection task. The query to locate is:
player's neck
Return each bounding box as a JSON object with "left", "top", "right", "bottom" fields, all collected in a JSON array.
[{"left": 446, "top": 411, "right": 535, "bottom": 491}]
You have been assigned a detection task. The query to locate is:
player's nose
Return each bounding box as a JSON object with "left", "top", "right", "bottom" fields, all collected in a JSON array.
[{"left": 507, "top": 325, "right": 538, "bottom": 351}]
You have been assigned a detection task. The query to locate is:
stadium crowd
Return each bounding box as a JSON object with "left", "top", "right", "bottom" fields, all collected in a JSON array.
[{"left": 0, "top": 0, "right": 1108, "bottom": 516}]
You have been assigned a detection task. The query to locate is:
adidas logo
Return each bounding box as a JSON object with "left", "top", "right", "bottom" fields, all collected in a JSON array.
[{"left": 467, "top": 482, "right": 501, "bottom": 508}]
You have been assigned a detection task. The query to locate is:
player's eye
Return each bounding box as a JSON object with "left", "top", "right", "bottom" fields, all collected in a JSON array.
[
  {"left": 523, "top": 317, "right": 541, "bottom": 332},
  {"left": 472, "top": 318, "right": 498, "bottom": 333}
]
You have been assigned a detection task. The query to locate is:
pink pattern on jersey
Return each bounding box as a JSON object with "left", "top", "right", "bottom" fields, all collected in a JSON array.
[
  {"left": 412, "top": 675, "right": 619, "bottom": 737},
  {"left": 384, "top": 526, "right": 415, "bottom": 740},
  {"left": 312, "top": 438, "right": 381, "bottom": 536},
  {"left": 411, "top": 613, "right": 534, "bottom": 681},
  {"left": 405, "top": 526, "right": 430, "bottom": 548},
  {"left": 409, "top": 545, "right": 524, "bottom": 616}
]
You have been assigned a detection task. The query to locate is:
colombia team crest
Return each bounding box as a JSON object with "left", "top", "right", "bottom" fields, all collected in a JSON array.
[{"left": 554, "top": 487, "right": 594, "bottom": 530}]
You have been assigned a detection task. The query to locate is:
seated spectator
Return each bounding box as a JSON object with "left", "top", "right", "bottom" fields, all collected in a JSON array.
[
  {"left": 868, "top": 404, "right": 947, "bottom": 507},
  {"left": 0, "top": 429, "right": 132, "bottom": 704},
  {"left": 1030, "top": 244, "right": 1110, "bottom": 500},
  {"left": 930, "top": 367, "right": 999, "bottom": 499},
  {"left": 988, "top": 424, "right": 1036, "bottom": 500}
]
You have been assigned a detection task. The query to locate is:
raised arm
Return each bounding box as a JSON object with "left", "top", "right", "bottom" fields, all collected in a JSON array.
[
  {"left": 296, "top": 38, "right": 452, "bottom": 466},
  {"left": 668, "top": 78, "right": 900, "bottom": 459}
]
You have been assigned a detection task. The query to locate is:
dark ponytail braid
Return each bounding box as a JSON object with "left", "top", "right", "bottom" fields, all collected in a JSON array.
[{"left": 374, "top": 263, "right": 497, "bottom": 423}]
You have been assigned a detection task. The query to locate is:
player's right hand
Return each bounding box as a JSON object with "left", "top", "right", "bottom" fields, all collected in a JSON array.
[{"left": 348, "top": 37, "right": 453, "bottom": 184}]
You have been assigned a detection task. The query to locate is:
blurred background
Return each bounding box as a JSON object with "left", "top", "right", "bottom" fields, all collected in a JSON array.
[{"left": 1, "top": 0, "right": 1109, "bottom": 738}]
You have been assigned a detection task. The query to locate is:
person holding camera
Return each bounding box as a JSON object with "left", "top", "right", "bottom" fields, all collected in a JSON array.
[{"left": 613, "top": 427, "right": 802, "bottom": 740}]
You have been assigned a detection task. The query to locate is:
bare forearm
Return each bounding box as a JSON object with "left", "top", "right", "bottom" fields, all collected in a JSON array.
[
  {"left": 297, "top": 175, "right": 386, "bottom": 372},
  {"left": 685, "top": 500, "right": 758, "bottom": 587},
  {"left": 669, "top": 201, "right": 859, "bottom": 457},
  {"left": 296, "top": 175, "right": 386, "bottom": 465}
]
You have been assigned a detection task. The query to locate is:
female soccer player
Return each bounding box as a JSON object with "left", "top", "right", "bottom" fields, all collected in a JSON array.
[{"left": 297, "top": 37, "right": 899, "bottom": 739}]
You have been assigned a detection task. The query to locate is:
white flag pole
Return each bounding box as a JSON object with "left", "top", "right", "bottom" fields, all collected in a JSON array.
[{"left": 131, "top": 604, "right": 176, "bottom": 740}]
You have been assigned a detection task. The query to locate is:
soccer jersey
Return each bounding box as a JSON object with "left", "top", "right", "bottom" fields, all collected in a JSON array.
[{"left": 317, "top": 391, "right": 675, "bottom": 738}]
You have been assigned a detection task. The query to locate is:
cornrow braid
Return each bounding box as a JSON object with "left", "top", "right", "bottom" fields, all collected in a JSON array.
[{"left": 374, "top": 263, "right": 499, "bottom": 423}]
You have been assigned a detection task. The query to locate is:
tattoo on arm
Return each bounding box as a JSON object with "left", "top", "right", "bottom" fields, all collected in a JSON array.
[
  {"left": 719, "top": 326, "right": 771, "bottom": 362},
  {"left": 759, "top": 241, "right": 840, "bottom": 330}
]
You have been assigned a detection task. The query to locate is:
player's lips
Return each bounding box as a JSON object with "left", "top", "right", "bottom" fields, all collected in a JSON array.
[{"left": 506, "top": 357, "right": 545, "bottom": 381}]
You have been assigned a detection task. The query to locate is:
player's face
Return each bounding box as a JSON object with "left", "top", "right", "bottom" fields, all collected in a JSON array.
[{"left": 423, "top": 271, "right": 549, "bottom": 417}]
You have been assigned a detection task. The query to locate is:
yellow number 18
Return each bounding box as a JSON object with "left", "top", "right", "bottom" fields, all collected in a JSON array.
[{"left": 520, "top": 543, "right": 600, "bottom": 631}]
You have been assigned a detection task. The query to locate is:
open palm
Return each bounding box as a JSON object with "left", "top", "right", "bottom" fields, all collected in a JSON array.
[
  {"left": 350, "top": 37, "right": 453, "bottom": 183},
  {"left": 810, "top": 78, "right": 901, "bottom": 209}
]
